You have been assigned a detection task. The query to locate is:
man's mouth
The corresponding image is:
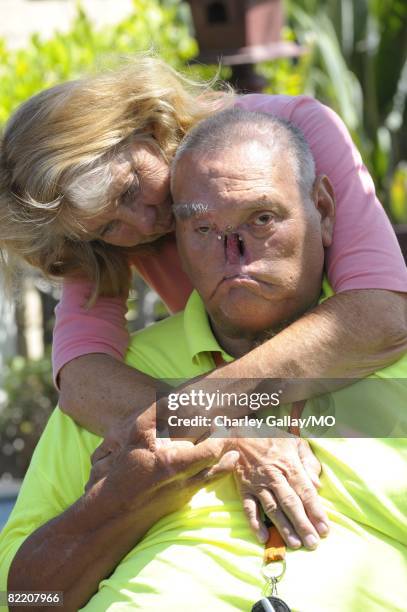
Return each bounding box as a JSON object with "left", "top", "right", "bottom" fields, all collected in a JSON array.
[
  {"left": 209, "top": 272, "right": 269, "bottom": 300},
  {"left": 221, "top": 274, "right": 262, "bottom": 288},
  {"left": 223, "top": 273, "right": 252, "bottom": 281}
]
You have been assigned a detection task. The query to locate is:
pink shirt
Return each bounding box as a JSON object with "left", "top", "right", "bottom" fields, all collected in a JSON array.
[{"left": 52, "top": 94, "right": 407, "bottom": 382}]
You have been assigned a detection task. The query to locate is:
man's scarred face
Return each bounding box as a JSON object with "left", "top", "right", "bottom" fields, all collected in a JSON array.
[{"left": 173, "top": 140, "right": 334, "bottom": 340}]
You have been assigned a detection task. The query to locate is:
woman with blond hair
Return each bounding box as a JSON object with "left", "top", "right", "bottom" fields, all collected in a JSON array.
[{"left": 0, "top": 56, "right": 406, "bottom": 547}]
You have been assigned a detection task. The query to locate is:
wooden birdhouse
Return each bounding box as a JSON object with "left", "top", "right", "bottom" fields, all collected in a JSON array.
[{"left": 186, "top": 0, "right": 298, "bottom": 64}]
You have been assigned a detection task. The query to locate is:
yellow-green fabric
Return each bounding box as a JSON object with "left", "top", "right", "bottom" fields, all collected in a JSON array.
[{"left": 0, "top": 289, "right": 406, "bottom": 611}]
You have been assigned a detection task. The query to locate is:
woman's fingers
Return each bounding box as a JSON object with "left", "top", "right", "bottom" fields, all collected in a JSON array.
[
  {"left": 238, "top": 484, "right": 304, "bottom": 549},
  {"left": 161, "top": 437, "right": 239, "bottom": 480}
]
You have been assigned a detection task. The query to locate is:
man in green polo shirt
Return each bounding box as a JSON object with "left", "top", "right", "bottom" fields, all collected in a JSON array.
[{"left": 1, "top": 109, "right": 405, "bottom": 611}]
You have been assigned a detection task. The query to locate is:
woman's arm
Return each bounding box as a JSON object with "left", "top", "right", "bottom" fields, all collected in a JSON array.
[
  {"left": 54, "top": 278, "right": 148, "bottom": 435},
  {"left": 59, "top": 288, "right": 406, "bottom": 436},
  {"left": 59, "top": 353, "right": 158, "bottom": 435},
  {"left": 190, "top": 289, "right": 407, "bottom": 404}
]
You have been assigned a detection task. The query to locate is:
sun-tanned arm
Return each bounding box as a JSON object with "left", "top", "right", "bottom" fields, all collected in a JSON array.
[
  {"left": 6, "top": 424, "right": 237, "bottom": 612},
  {"left": 59, "top": 289, "right": 407, "bottom": 436}
]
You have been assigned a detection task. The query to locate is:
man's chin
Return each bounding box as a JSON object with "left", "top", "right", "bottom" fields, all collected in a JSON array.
[{"left": 212, "top": 302, "right": 284, "bottom": 339}]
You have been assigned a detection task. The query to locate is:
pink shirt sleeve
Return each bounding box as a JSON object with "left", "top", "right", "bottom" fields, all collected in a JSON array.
[
  {"left": 52, "top": 238, "right": 192, "bottom": 385},
  {"left": 235, "top": 94, "right": 407, "bottom": 292},
  {"left": 52, "top": 278, "right": 130, "bottom": 384}
]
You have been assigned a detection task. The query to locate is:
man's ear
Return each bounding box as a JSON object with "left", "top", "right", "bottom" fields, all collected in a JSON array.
[{"left": 312, "top": 175, "right": 335, "bottom": 247}]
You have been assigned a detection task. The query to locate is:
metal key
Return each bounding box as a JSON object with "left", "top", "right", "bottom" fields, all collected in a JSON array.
[{"left": 251, "top": 596, "right": 292, "bottom": 612}]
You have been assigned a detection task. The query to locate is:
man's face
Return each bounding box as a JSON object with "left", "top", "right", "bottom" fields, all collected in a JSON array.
[{"left": 173, "top": 139, "right": 334, "bottom": 339}]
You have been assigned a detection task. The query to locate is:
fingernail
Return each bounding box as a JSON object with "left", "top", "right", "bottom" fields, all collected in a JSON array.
[
  {"left": 317, "top": 521, "right": 329, "bottom": 536},
  {"left": 304, "top": 534, "right": 319, "bottom": 549},
  {"left": 226, "top": 450, "right": 240, "bottom": 463},
  {"left": 257, "top": 529, "right": 268, "bottom": 544},
  {"left": 287, "top": 536, "right": 302, "bottom": 549}
]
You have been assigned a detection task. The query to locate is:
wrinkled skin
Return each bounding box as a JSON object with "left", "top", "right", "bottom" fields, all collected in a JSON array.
[
  {"left": 82, "top": 141, "right": 174, "bottom": 246},
  {"left": 173, "top": 140, "right": 334, "bottom": 353}
]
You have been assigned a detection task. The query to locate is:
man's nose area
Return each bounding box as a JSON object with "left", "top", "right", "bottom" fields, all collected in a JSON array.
[{"left": 225, "top": 232, "right": 245, "bottom": 264}]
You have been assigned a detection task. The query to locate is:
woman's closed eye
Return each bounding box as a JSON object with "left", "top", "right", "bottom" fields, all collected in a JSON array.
[
  {"left": 100, "top": 219, "right": 121, "bottom": 237},
  {"left": 120, "top": 178, "right": 140, "bottom": 207},
  {"left": 99, "top": 178, "right": 139, "bottom": 237}
]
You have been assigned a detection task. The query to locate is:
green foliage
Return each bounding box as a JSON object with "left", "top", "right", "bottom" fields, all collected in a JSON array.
[
  {"left": 285, "top": 0, "right": 407, "bottom": 217},
  {"left": 0, "top": 0, "right": 199, "bottom": 124},
  {"left": 0, "top": 352, "right": 57, "bottom": 479},
  {"left": 390, "top": 163, "right": 407, "bottom": 223},
  {"left": 257, "top": 28, "right": 309, "bottom": 97}
]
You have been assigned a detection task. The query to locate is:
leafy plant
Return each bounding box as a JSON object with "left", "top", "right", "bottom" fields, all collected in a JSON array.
[
  {"left": 0, "top": 0, "right": 199, "bottom": 125},
  {"left": 0, "top": 352, "right": 57, "bottom": 479},
  {"left": 285, "top": 0, "right": 407, "bottom": 218}
]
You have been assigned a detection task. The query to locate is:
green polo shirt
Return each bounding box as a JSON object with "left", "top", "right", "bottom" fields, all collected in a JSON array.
[{"left": 0, "top": 290, "right": 406, "bottom": 611}]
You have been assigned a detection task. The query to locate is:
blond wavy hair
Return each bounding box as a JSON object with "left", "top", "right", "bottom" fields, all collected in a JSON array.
[{"left": 0, "top": 56, "right": 233, "bottom": 301}]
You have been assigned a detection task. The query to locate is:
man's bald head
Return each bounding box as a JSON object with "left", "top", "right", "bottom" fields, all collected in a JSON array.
[{"left": 172, "top": 108, "right": 316, "bottom": 211}]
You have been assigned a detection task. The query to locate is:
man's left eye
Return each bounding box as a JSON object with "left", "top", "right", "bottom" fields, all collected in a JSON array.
[
  {"left": 253, "top": 213, "right": 273, "bottom": 226},
  {"left": 196, "top": 225, "right": 211, "bottom": 234}
]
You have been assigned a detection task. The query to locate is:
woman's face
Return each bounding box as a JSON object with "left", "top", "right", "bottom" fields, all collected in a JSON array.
[{"left": 82, "top": 142, "right": 174, "bottom": 247}]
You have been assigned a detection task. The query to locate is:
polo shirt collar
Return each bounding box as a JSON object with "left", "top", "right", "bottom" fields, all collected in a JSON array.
[
  {"left": 183, "top": 280, "right": 333, "bottom": 366},
  {"left": 183, "top": 290, "right": 233, "bottom": 365}
]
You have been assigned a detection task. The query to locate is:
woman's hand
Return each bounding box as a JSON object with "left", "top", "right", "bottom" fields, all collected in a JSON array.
[{"left": 232, "top": 435, "right": 329, "bottom": 550}]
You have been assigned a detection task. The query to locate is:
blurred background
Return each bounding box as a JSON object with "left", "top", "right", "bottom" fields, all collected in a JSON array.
[{"left": 0, "top": 0, "right": 406, "bottom": 522}]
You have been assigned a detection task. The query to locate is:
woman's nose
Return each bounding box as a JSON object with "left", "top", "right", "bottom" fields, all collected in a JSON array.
[{"left": 124, "top": 205, "right": 158, "bottom": 235}]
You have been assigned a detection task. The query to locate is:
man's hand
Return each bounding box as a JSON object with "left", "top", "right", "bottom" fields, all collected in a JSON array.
[
  {"left": 87, "top": 408, "right": 239, "bottom": 523},
  {"left": 91, "top": 408, "right": 329, "bottom": 552},
  {"left": 8, "top": 409, "right": 239, "bottom": 612},
  {"left": 232, "top": 435, "right": 329, "bottom": 550}
]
